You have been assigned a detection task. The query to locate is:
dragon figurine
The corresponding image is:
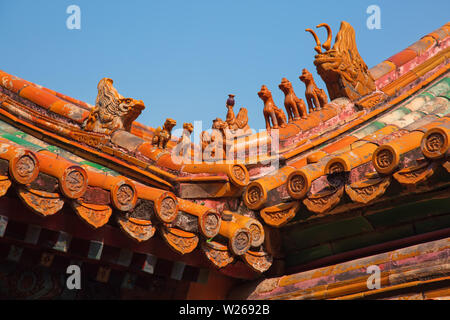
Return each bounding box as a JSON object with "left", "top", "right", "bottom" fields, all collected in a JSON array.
[{"left": 305, "top": 21, "right": 376, "bottom": 101}]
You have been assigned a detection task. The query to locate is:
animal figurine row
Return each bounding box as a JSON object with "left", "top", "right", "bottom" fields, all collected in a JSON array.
[{"left": 259, "top": 68, "right": 328, "bottom": 130}]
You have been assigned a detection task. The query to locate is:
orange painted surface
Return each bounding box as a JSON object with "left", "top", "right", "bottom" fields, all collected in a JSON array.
[
  {"left": 421, "top": 119, "right": 450, "bottom": 159},
  {"left": 361, "top": 125, "right": 399, "bottom": 143},
  {"left": 0, "top": 139, "right": 40, "bottom": 184},
  {"left": 19, "top": 85, "right": 60, "bottom": 110},
  {"left": 325, "top": 142, "right": 378, "bottom": 173},
  {"left": 387, "top": 49, "right": 417, "bottom": 68},
  {"left": 306, "top": 151, "right": 328, "bottom": 164},
  {"left": 181, "top": 163, "right": 249, "bottom": 187},
  {"left": 0, "top": 70, "right": 30, "bottom": 93},
  {"left": 135, "top": 183, "right": 178, "bottom": 223},
  {"left": 178, "top": 198, "right": 221, "bottom": 238},
  {"left": 322, "top": 136, "right": 359, "bottom": 154},
  {"left": 36, "top": 150, "right": 88, "bottom": 199},
  {"left": 243, "top": 166, "right": 295, "bottom": 210}
]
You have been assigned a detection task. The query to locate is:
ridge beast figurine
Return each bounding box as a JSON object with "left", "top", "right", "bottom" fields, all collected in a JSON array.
[
  {"left": 225, "top": 94, "right": 251, "bottom": 133},
  {"left": 152, "top": 118, "right": 177, "bottom": 149},
  {"left": 279, "top": 77, "right": 308, "bottom": 121},
  {"left": 299, "top": 68, "right": 328, "bottom": 112},
  {"left": 258, "top": 85, "right": 287, "bottom": 130},
  {"left": 84, "top": 78, "right": 145, "bottom": 134},
  {"left": 174, "top": 122, "right": 194, "bottom": 158},
  {"left": 305, "top": 21, "right": 376, "bottom": 101}
]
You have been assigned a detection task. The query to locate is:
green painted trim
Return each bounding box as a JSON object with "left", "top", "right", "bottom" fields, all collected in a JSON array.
[
  {"left": 285, "top": 243, "right": 333, "bottom": 267},
  {"left": 330, "top": 224, "right": 414, "bottom": 254},
  {"left": 414, "top": 213, "right": 450, "bottom": 234},
  {"left": 282, "top": 216, "right": 374, "bottom": 252},
  {"left": 364, "top": 196, "right": 450, "bottom": 228},
  {"left": 0, "top": 120, "right": 120, "bottom": 175},
  {"left": 425, "top": 77, "right": 450, "bottom": 97},
  {"left": 78, "top": 160, "right": 118, "bottom": 175},
  {"left": 0, "top": 133, "right": 42, "bottom": 150}
]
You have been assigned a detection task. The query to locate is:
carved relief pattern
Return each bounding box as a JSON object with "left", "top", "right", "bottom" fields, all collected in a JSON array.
[
  {"left": 425, "top": 133, "right": 444, "bottom": 153},
  {"left": 345, "top": 177, "right": 391, "bottom": 204},
  {"left": 72, "top": 201, "right": 112, "bottom": 228},
  {"left": 117, "top": 184, "right": 134, "bottom": 206},
  {"left": 249, "top": 224, "right": 262, "bottom": 246},
  {"left": 328, "top": 162, "right": 345, "bottom": 174},
  {"left": 303, "top": 187, "right": 344, "bottom": 214},
  {"left": 376, "top": 149, "right": 394, "bottom": 169},
  {"left": 443, "top": 161, "right": 450, "bottom": 173},
  {"left": 260, "top": 202, "right": 300, "bottom": 227},
  {"left": 232, "top": 165, "right": 246, "bottom": 182},
  {"left": 66, "top": 169, "right": 84, "bottom": 192},
  {"left": 289, "top": 175, "right": 305, "bottom": 194},
  {"left": 201, "top": 241, "right": 235, "bottom": 268},
  {"left": 355, "top": 92, "right": 387, "bottom": 109},
  {"left": 202, "top": 212, "right": 220, "bottom": 238},
  {"left": 117, "top": 215, "right": 155, "bottom": 242},
  {"left": 232, "top": 230, "right": 251, "bottom": 255},
  {"left": 159, "top": 197, "right": 177, "bottom": 222},
  {"left": 71, "top": 132, "right": 105, "bottom": 148},
  {"left": 246, "top": 186, "right": 262, "bottom": 206},
  {"left": 0, "top": 176, "right": 11, "bottom": 197},
  {"left": 129, "top": 199, "right": 155, "bottom": 221},
  {"left": 160, "top": 227, "right": 199, "bottom": 255},
  {"left": 15, "top": 155, "right": 36, "bottom": 181},
  {"left": 243, "top": 250, "right": 273, "bottom": 273},
  {"left": 17, "top": 188, "right": 64, "bottom": 216},
  {"left": 393, "top": 162, "right": 435, "bottom": 185}
]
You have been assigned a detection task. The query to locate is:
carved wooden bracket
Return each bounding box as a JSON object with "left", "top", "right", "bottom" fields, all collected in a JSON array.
[
  {"left": 117, "top": 215, "right": 155, "bottom": 242},
  {"left": 17, "top": 187, "right": 64, "bottom": 216},
  {"left": 242, "top": 249, "right": 273, "bottom": 273},
  {"left": 160, "top": 226, "right": 199, "bottom": 255},
  {"left": 260, "top": 201, "right": 300, "bottom": 227},
  {"left": 201, "top": 240, "right": 235, "bottom": 269},
  {"left": 303, "top": 186, "right": 344, "bottom": 214},
  {"left": 345, "top": 177, "right": 391, "bottom": 204},
  {"left": 72, "top": 200, "right": 112, "bottom": 228}
]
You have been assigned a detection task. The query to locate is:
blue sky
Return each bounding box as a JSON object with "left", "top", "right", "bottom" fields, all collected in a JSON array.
[{"left": 0, "top": 0, "right": 448, "bottom": 131}]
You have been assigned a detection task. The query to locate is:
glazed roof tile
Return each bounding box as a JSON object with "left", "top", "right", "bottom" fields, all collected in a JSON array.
[{"left": 0, "top": 21, "right": 449, "bottom": 278}]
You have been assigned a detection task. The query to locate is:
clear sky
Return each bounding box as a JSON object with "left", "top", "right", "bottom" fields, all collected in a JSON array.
[{"left": 0, "top": 0, "right": 448, "bottom": 132}]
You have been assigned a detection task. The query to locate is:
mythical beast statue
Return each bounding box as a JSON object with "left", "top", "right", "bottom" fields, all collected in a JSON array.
[
  {"left": 84, "top": 78, "right": 145, "bottom": 135},
  {"left": 305, "top": 21, "right": 376, "bottom": 101}
]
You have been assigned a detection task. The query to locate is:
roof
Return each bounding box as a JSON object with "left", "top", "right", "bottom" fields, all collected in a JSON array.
[{"left": 0, "top": 21, "right": 448, "bottom": 284}]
